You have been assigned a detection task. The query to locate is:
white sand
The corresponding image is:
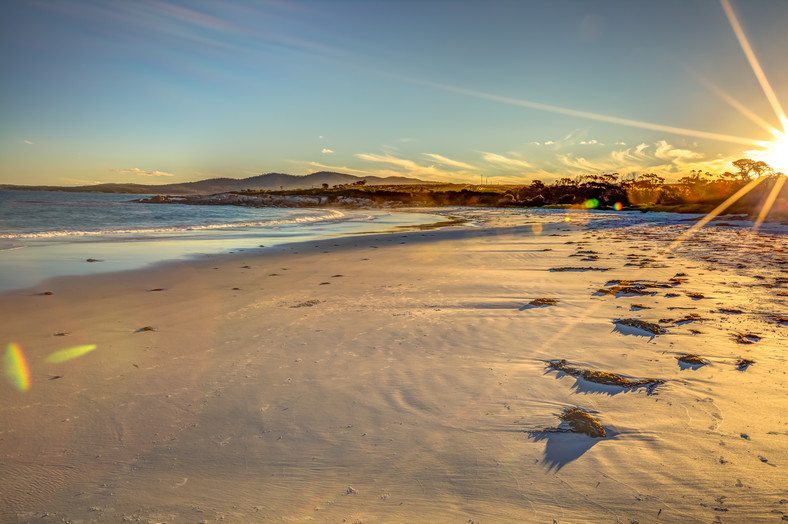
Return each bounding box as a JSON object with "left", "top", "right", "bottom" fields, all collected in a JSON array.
[{"left": 1, "top": 209, "right": 786, "bottom": 522}]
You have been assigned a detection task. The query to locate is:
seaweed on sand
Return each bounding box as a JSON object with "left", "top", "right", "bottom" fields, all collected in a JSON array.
[
  {"left": 548, "top": 359, "right": 664, "bottom": 393},
  {"left": 677, "top": 354, "right": 709, "bottom": 366},
  {"left": 673, "top": 313, "right": 705, "bottom": 324},
  {"left": 558, "top": 408, "right": 606, "bottom": 438},
  {"left": 614, "top": 318, "right": 663, "bottom": 335},
  {"left": 736, "top": 358, "right": 755, "bottom": 371},
  {"left": 529, "top": 297, "right": 558, "bottom": 307},
  {"left": 597, "top": 285, "right": 656, "bottom": 296},
  {"left": 734, "top": 332, "right": 761, "bottom": 344},
  {"left": 550, "top": 266, "right": 611, "bottom": 272}
]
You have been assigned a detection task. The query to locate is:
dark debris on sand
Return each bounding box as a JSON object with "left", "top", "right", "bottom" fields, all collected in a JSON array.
[
  {"left": 734, "top": 332, "right": 762, "bottom": 344},
  {"left": 548, "top": 359, "right": 664, "bottom": 393},
  {"left": 558, "top": 408, "right": 606, "bottom": 438},
  {"left": 736, "top": 358, "right": 755, "bottom": 371},
  {"left": 550, "top": 266, "right": 611, "bottom": 272},
  {"left": 614, "top": 318, "right": 664, "bottom": 335},
  {"left": 529, "top": 297, "right": 559, "bottom": 307},
  {"left": 673, "top": 313, "right": 705, "bottom": 324},
  {"left": 677, "top": 353, "right": 709, "bottom": 366}
]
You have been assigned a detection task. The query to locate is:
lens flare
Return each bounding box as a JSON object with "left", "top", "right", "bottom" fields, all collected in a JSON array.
[
  {"left": 750, "top": 131, "right": 788, "bottom": 174},
  {"left": 45, "top": 344, "right": 97, "bottom": 364},
  {"left": 613, "top": 202, "right": 623, "bottom": 211},
  {"left": 4, "top": 343, "right": 31, "bottom": 392},
  {"left": 584, "top": 199, "right": 599, "bottom": 209}
]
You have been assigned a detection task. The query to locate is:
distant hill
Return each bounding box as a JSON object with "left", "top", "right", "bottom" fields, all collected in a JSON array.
[{"left": 0, "top": 171, "right": 437, "bottom": 195}]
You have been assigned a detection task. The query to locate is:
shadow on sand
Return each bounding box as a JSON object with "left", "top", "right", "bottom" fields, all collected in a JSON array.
[{"left": 527, "top": 429, "right": 615, "bottom": 472}]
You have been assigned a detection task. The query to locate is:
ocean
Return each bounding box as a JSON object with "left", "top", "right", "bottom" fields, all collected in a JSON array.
[{"left": 0, "top": 190, "right": 451, "bottom": 292}]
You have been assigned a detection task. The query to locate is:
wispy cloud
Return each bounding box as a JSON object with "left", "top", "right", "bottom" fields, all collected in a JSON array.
[
  {"left": 23, "top": 140, "right": 33, "bottom": 145},
  {"left": 304, "top": 161, "right": 377, "bottom": 176},
  {"left": 321, "top": 148, "right": 334, "bottom": 154},
  {"left": 423, "top": 153, "right": 477, "bottom": 170},
  {"left": 653, "top": 140, "right": 702, "bottom": 164},
  {"left": 116, "top": 167, "right": 175, "bottom": 177},
  {"left": 480, "top": 152, "right": 533, "bottom": 169},
  {"left": 355, "top": 152, "right": 478, "bottom": 182},
  {"left": 61, "top": 177, "right": 105, "bottom": 185}
]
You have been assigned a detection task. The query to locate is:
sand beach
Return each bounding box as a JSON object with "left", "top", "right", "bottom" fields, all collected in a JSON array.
[{"left": 1, "top": 208, "right": 787, "bottom": 523}]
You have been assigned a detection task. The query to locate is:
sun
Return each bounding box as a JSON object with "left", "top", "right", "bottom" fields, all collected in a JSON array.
[{"left": 751, "top": 130, "right": 788, "bottom": 174}]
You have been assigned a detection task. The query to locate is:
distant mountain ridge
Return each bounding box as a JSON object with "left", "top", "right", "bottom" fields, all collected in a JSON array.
[{"left": 0, "top": 171, "right": 437, "bottom": 195}]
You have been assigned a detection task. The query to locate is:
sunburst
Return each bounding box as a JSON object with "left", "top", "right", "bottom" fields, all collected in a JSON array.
[{"left": 751, "top": 130, "right": 788, "bottom": 174}]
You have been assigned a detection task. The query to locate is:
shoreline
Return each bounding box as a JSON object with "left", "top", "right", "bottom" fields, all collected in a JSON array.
[
  {"left": 0, "top": 206, "right": 459, "bottom": 293},
  {"left": 2, "top": 210, "right": 786, "bottom": 522}
]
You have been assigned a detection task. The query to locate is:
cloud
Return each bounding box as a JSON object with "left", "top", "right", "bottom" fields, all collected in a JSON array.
[
  {"left": 579, "top": 139, "right": 601, "bottom": 145},
  {"left": 530, "top": 141, "right": 541, "bottom": 146},
  {"left": 354, "top": 152, "right": 478, "bottom": 182},
  {"left": 480, "top": 152, "right": 533, "bottom": 169},
  {"left": 557, "top": 153, "right": 605, "bottom": 172},
  {"left": 423, "top": 153, "right": 477, "bottom": 170},
  {"left": 544, "top": 139, "right": 736, "bottom": 182},
  {"left": 116, "top": 167, "right": 175, "bottom": 177},
  {"left": 321, "top": 148, "right": 334, "bottom": 154},
  {"left": 61, "top": 177, "right": 105, "bottom": 185},
  {"left": 23, "top": 140, "right": 32, "bottom": 145},
  {"left": 653, "top": 140, "right": 702, "bottom": 164},
  {"left": 304, "top": 161, "right": 378, "bottom": 176},
  {"left": 544, "top": 140, "right": 555, "bottom": 145}
]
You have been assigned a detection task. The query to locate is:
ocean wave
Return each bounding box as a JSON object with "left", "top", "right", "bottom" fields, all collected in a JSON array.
[{"left": 1, "top": 208, "right": 346, "bottom": 240}]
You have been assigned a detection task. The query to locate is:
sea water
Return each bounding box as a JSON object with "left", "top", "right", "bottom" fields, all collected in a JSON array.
[{"left": 0, "top": 190, "right": 450, "bottom": 292}]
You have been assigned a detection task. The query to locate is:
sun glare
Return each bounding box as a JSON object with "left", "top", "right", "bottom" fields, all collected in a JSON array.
[{"left": 753, "top": 131, "right": 788, "bottom": 174}]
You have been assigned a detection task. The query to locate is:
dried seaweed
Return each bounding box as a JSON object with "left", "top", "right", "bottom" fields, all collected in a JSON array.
[
  {"left": 673, "top": 313, "right": 704, "bottom": 324},
  {"left": 597, "top": 285, "right": 656, "bottom": 296},
  {"left": 529, "top": 297, "right": 558, "bottom": 307},
  {"left": 734, "top": 332, "right": 761, "bottom": 344},
  {"left": 559, "top": 408, "right": 606, "bottom": 438},
  {"left": 548, "top": 359, "right": 664, "bottom": 393},
  {"left": 614, "top": 318, "right": 663, "bottom": 335},
  {"left": 550, "top": 267, "right": 611, "bottom": 272},
  {"left": 677, "top": 354, "right": 709, "bottom": 366},
  {"left": 736, "top": 358, "right": 755, "bottom": 371}
]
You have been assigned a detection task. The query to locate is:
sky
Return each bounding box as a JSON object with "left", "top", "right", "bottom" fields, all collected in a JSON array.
[{"left": 1, "top": 0, "right": 787, "bottom": 186}]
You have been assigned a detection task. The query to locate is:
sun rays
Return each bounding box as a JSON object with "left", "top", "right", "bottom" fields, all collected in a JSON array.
[
  {"left": 490, "top": 0, "right": 788, "bottom": 362},
  {"left": 721, "top": 0, "right": 787, "bottom": 133}
]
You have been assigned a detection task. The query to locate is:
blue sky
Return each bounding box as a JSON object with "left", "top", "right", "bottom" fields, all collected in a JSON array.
[{"left": 2, "top": 0, "right": 787, "bottom": 186}]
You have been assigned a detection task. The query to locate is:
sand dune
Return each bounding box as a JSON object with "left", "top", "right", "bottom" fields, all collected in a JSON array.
[{"left": 1, "top": 210, "right": 786, "bottom": 522}]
